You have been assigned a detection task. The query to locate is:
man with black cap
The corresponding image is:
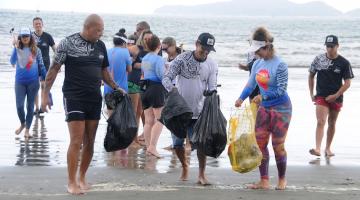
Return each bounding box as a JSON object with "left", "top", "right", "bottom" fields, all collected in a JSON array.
[
  {"left": 308, "top": 35, "right": 354, "bottom": 158},
  {"left": 162, "top": 32, "right": 218, "bottom": 185}
]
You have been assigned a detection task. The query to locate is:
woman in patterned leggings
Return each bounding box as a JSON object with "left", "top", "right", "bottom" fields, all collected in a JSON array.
[{"left": 235, "top": 27, "right": 292, "bottom": 190}]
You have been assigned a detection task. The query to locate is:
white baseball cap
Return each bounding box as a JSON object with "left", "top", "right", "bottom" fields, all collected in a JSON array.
[
  {"left": 19, "top": 27, "right": 31, "bottom": 36},
  {"left": 248, "top": 40, "right": 268, "bottom": 53}
]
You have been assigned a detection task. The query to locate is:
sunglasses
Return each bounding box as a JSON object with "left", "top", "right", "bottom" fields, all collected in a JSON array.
[
  {"left": 21, "top": 35, "right": 30, "bottom": 38},
  {"left": 326, "top": 45, "right": 336, "bottom": 48}
]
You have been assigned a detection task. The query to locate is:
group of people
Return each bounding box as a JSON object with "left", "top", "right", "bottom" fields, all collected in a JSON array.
[{"left": 9, "top": 13, "right": 354, "bottom": 195}]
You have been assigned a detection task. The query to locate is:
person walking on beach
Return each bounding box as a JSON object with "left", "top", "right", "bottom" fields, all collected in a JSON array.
[
  {"left": 32, "top": 17, "right": 56, "bottom": 114},
  {"left": 234, "top": 27, "right": 292, "bottom": 190},
  {"left": 141, "top": 35, "right": 167, "bottom": 158},
  {"left": 308, "top": 35, "right": 354, "bottom": 157},
  {"left": 41, "top": 14, "right": 123, "bottom": 195},
  {"left": 103, "top": 28, "right": 132, "bottom": 115},
  {"left": 128, "top": 27, "right": 153, "bottom": 145},
  {"left": 10, "top": 27, "right": 46, "bottom": 139},
  {"left": 162, "top": 32, "right": 218, "bottom": 185}
]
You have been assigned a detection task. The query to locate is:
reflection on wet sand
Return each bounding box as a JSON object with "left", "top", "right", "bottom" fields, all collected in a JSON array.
[{"left": 15, "top": 116, "right": 50, "bottom": 166}]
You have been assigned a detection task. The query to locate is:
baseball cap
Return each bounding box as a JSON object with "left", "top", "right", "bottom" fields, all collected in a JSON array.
[
  {"left": 248, "top": 40, "right": 268, "bottom": 54},
  {"left": 19, "top": 27, "right": 31, "bottom": 37},
  {"left": 324, "top": 35, "right": 338, "bottom": 46},
  {"left": 197, "top": 32, "right": 216, "bottom": 52}
]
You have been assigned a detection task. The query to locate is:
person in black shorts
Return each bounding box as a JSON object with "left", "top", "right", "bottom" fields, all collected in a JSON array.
[
  {"left": 141, "top": 35, "right": 167, "bottom": 158},
  {"left": 308, "top": 35, "right": 354, "bottom": 157},
  {"left": 41, "top": 14, "right": 124, "bottom": 195},
  {"left": 32, "top": 17, "right": 56, "bottom": 114}
]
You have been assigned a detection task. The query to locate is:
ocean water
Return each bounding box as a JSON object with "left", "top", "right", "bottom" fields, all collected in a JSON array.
[
  {"left": 0, "top": 9, "right": 359, "bottom": 68},
  {"left": 0, "top": 10, "right": 359, "bottom": 171}
]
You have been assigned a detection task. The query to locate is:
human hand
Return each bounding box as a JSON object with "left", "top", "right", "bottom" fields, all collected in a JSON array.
[
  {"left": 325, "top": 94, "right": 338, "bottom": 103},
  {"left": 238, "top": 63, "right": 249, "bottom": 71},
  {"left": 251, "top": 95, "right": 262, "bottom": 105},
  {"left": 235, "top": 98, "right": 243, "bottom": 107}
]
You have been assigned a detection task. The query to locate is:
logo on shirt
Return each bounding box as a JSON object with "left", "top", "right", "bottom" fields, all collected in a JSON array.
[
  {"left": 256, "top": 69, "right": 270, "bottom": 90},
  {"left": 333, "top": 66, "right": 341, "bottom": 73},
  {"left": 98, "top": 54, "right": 104, "bottom": 61}
]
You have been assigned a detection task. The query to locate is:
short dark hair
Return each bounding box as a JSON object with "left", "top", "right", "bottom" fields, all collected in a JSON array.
[
  {"left": 146, "top": 34, "right": 160, "bottom": 52},
  {"left": 33, "top": 17, "right": 43, "bottom": 23}
]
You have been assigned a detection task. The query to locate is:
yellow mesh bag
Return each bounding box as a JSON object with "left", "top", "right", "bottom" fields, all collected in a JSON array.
[{"left": 228, "top": 103, "right": 262, "bottom": 173}]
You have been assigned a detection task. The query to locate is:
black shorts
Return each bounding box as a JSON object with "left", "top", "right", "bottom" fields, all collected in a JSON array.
[
  {"left": 141, "top": 84, "right": 167, "bottom": 110},
  {"left": 63, "top": 98, "right": 102, "bottom": 122}
]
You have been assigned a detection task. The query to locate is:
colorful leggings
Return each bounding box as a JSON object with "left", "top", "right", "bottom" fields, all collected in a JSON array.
[{"left": 255, "top": 101, "right": 292, "bottom": 180}]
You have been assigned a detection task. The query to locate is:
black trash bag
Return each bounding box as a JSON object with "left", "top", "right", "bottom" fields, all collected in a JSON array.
[
  {"left": 160, "top": 88, "right": 193, "bottom": 139},
  {"left": 104, "top": 94, "right": 138, "bottom": 152},
  {"left": 191, "top": 91, "right": 227, "bottom": 158},
  {"left": 104, "top": 90, "right": 124, "bottom": 110}
]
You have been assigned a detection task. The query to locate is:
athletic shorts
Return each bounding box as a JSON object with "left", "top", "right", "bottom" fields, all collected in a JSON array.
[
  {"left": 63, "top": 98, "right": 102, "bottom": 122},
  {"left": 141, "top": 84, "right": 167, "bottom": 110},
  {"left": 128, "top": 81, "right": 141, "bottom": 94},
  {"left": 314, "top": 96, "right": 342, "bottom": 112}
]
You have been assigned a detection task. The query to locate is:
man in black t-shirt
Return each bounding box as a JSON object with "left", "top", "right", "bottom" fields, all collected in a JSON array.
[
  {"left": 41, "top": 14, "right": 123, "bottom": 195},
  {"left": 33, "top": 17, "right": 56, "bottom": 114},
  {"left": 308, "top": 35, "right": 354, "bottom": 158}
]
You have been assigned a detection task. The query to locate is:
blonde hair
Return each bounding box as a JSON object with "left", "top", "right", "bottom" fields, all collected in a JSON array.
[
  {"left": 252, "top": 27, "right": 275, "bottom": 57},
  {"left": 136, "top": 29, "right": 152, "bottom": 48}
]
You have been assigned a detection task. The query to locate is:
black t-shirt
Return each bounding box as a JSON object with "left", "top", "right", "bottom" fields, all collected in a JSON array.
[
  {"left": 33, "top": 32, "right": 55, "bottom": 68},
  {"left": 54, "top": 33, "right": 109, "bottom": 102},
  {"left": 310, "top": 53, "right": 354, "bottom": 102},
  {"left": 128, "top": 45, "right": 148, "bottom": 85}
]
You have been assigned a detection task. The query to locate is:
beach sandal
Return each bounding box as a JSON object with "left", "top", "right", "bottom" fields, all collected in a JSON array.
[
  {"left": 325, "top": 151, "right": 335, "bottom": 157},
  {"left": 309, "top": 149, "right": 321, "bottom": 156}
]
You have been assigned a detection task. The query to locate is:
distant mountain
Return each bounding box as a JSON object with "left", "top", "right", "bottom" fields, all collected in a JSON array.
[
  {"left": 154, "top": 0, "right": 342, "bottom": 16},
  {"left": 345, "top": 9, "right": 360, "bottom": 17}
]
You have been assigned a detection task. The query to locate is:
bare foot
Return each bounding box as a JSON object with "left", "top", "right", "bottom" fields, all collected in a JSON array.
[
  {"left": 275, "top": 179, "right": 287, "bottom": 190},
  {"left": 79, "top": 180, "right": 91, "bottom": 191},
  {"left": 146, "top": 150, "right": 162, "bottom": 159},
  {"left": 15, "top": 124, "right": 25, "bottom": 135},
  {"left": 247, "top": 180, "right": 270, "bottom": 190},
  {"left": 67, "top": 183, "right": 84, "bottom": 195},
  {"left": 197, "top": 176, "right": 211, "bottom": 186},
  {"left": 309, "top": 148, "right": 321, "bottom": 156},
  {"left": 24, "top": 129, "right": 32, "bottom": 139},
  {"left": 180, "top": 164, "right": 189, "bottom": 181},
  {"left": 325, "top": 149, "right": 335, "bottom": 157}
]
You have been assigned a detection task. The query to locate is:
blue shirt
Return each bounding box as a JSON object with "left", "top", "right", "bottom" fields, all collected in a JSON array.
[
  {"left": 142, "top": 52, "right": 165, "bottom": 82},
  {"left": 239, "top": 55, "right": 290, "bottom": 107},
  {"left": 104, "top": 47, "right": 132, "bottom": 95},
  {"left": 10, "top": 47, "right": 46, "bottom": 84}
]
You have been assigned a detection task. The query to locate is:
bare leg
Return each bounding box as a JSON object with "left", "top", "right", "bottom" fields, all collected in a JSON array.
[
  {"left": 129, "top": 93, "right": 143, "bottom": 144},
  {"left": 197, "top": 149, "right": 210, "bottom": 185},
  {"left": 325, "top": 109, "right": 339, "bottom": 157},
  {"left": 147, "top": 107, "right": 164, "bottom": 158},
  {"left": 67, "top": 121, "right": 85, "bottom": 195},
  {"left": 310, "top": 105, "right": 329, "bottom": 156},
  {"left": 175, "top": 148, "right": 188, "bottom": 181},
  {"left": 79, "top": 120, "right": 99, "bottom": 191},
  {"left": 143, "top": 108, "right": 155, "bottom": 149}
]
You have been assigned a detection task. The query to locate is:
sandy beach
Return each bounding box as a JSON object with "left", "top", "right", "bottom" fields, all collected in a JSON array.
[{"left": 0, "top": 165, "right": 359, "bottom": 200}]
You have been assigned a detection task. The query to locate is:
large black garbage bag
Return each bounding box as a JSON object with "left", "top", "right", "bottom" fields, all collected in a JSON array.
[
  {"left": 160, "top": 89, "right": 193, "bottom": 139},
  {"left": 191, "top": 91, "right": 227, "bottom": 158},
  {"left": 104, "top": 93, "right": 138, "bottom": 152}
]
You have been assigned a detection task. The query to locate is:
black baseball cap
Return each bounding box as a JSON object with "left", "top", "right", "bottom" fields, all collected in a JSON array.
[
  {"left": 197, "top": 32, "right": 216, "bottom": 52},
  {"left": 324, "top": 35, "right": 339, "bottom": 46}
]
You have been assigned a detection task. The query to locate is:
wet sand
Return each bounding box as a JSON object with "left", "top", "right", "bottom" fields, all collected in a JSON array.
[{"left": 0, "top": 165, "right": 359, "bottom": 199}]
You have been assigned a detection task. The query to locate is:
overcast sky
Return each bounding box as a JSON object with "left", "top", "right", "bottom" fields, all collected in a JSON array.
[{"left": 0, "top": 0, "right": 358, "bottom": 14}]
